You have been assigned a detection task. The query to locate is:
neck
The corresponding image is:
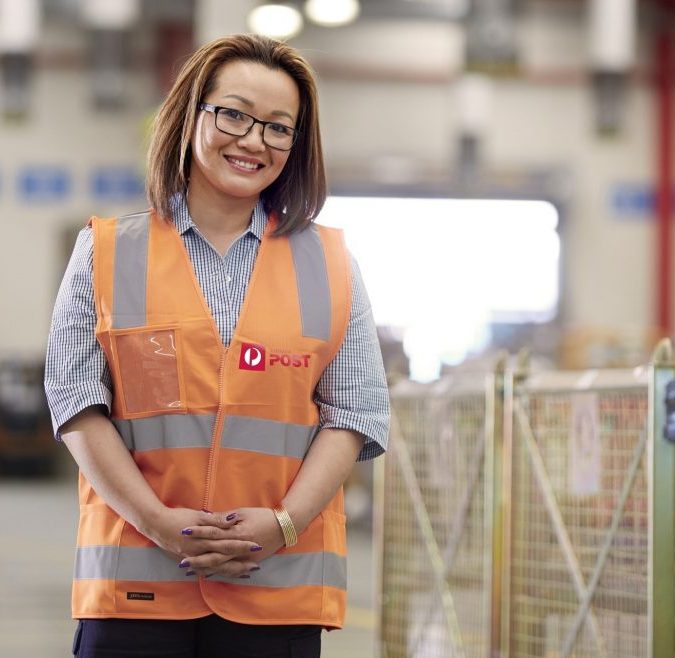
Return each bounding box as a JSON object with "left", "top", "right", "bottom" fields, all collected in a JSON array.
[{"left": 186, "top": 177, "right": 258, "bottom": 240}]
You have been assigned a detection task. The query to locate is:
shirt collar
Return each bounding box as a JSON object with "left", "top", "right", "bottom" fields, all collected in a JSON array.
[{"left": 169, "top": 192, "right": 268, "bottom": 241}]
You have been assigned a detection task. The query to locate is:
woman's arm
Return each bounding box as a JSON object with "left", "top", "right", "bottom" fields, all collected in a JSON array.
[
  {"left": 61, "top": 407, "right": 166, "bottom": 536},
  {"left": 283, "top": 427, "right": 364, "bottom": 532},
  {"left": 61, "top": 407, "right": 260, "bottom": 574}
]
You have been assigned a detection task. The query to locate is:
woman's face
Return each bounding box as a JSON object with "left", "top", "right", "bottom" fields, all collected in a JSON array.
[{"left": 190, "top": 60, "right": 300, "bottom": 206}]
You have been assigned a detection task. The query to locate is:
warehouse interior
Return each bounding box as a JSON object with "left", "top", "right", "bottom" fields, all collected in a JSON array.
[{"left": 0, "top": 1, "right": 673, "bottom": 657}]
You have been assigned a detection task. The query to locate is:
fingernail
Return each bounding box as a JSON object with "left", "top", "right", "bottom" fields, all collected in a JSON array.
[
  {"left": 250, "top": 545, "right": 263, "bottom": 552},
  {"left": 238, "top": 574, "right": 251, "bottom": 579},
  {"left": 179, "top": 560, "right": 190, "bottom": 568},
  {"left": 250, "top": 566, "right": 261, "bottom": 571},
  {"left": 226, "top": 513, "right": 237, "bottom": 521},
  {"left": 202, "top": 508, "right": 212, "bottom": 514},
  {"left": 186, "top": 570, "right": 196, "bottom": 577},
  {"left": 181, "top": 528, "right": 193, "bottom": 536}
]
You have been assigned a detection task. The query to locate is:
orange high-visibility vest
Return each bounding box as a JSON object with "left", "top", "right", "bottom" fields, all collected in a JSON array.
[{"left": 74, "top": 210, "right": 352, "bottom": 627}]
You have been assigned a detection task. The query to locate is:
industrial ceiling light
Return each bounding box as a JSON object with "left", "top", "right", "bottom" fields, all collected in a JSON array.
[
  {"left": 80, "top": 0, "right": 141, "bottom": 109},
  {"left": 248, "top": 4, "right": 304, "bottom": 40},
  {"left": 588, "top": 0, "right": 635, "bottom": 134},
  {"left": 0, "top": 0, "right": 40, "bottom": 52},
  {"left": 0, "top": 0, "right": 41, "bottom": 117},
  {"left": 80, "top": 0, "right": 140, "bottom": 30},
  {"left": 304, "top": 0, "right": 360, "bottom": 27}
]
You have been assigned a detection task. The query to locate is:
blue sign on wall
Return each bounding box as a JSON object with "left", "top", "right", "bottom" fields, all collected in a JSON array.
[
  {"left": 611, "top": 184, "right": 655, "bottom": 216},
  {"left": 611, "top": 184, "right": 675, "bottom": 218},
  {"left": 91, "top": 166, "right": 145, "bottom": 202},
  {"left": 18, "top": 166, "right": 71, "bottom": 202}
]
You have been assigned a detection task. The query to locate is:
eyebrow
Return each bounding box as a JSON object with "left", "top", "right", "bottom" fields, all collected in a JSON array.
[{"left": 221, "top": 94, "right": 295, "bottom": 123}]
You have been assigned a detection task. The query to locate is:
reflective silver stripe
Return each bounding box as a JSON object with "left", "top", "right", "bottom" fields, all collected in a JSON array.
[
  {"left": 212, "top": 552, "right": 347, "bottom": 590},
  {"left": 75, "top": 545, "right": 185, "bottom": 582},
  {"left": 222, "top": 416, "right": 317, "bottom": 459},
  {"left": 112, "top": 212, "right": 150, "bottom": 328},
  {"left": 114, "top": 414, "right": 214, "bottom": 451},
  {"left": 74, "top": 546, "right": 346, "bottom": 590},
  {"left": 289, "top": 225, "right": 331, "bottom": 340},
  {"left": 74, "top": 545, "right": 118, "bottom": 580},
  {"left": 114, "top": 413, "right": 316, "bottom": 458}
]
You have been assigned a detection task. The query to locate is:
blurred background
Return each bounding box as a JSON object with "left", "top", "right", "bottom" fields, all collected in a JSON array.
[{"left": 0, "top": 0, "right": 673, "bottom": 657}]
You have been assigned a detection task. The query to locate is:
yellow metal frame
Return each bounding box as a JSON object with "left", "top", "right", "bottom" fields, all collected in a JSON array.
[
  {"left": 373, "top": 449, "right": 386, "bottom": 658},
  {"left": 648, "top": 339, "right": 675, "bottom": 658},
  {"left": 485, "top": 355, "right": 508, "bottom": 658}
]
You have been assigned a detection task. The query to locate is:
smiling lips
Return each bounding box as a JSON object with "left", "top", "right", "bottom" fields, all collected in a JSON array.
[{"left": 225, "top": 155, "right": 264, "bottom": 172}]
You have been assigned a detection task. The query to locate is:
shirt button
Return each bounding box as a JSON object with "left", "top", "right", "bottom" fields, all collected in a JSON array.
[{"left": 225, "top": 274, "right": 232, "bottom": 283}]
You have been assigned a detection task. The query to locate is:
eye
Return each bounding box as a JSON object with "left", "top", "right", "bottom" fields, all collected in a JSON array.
[
  {"left": 268, "top": 122, "right": 294, "bottom": 136},
  {"left": 220, "top": 108, "right": 248, "bottom": 123}
]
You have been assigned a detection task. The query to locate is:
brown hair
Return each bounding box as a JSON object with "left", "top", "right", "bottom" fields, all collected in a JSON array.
[{"left": 146, "top": 34, "right": 326, "bottom": 235}]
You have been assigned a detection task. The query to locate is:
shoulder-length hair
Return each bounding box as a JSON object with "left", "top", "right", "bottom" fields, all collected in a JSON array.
[{"left": 146, "top": 33, "right": 326, "bottom": 235}]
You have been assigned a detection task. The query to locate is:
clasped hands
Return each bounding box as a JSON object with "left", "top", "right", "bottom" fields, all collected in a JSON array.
[{"left": 148, "top": 506, "right": 287, "bottom": 579}]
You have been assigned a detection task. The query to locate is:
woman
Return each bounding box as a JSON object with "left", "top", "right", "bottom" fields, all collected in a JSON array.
[{"left": 45, "top": 34, "right": 389, "bottom": 658}]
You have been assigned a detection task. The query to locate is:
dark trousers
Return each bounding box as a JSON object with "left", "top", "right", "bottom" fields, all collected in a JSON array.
[{"left": 72, "top": 616, "right": 322, "bottom": 658}]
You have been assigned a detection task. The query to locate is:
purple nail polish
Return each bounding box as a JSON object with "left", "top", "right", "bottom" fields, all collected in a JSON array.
[
  {"left": 179, "top": 560, "right": 190, "bottom": 568},
  {"left": 238, "top": 574, "right": 251, "bottom": 579},
  {"left": 202, "top": 508, "right": 212, "bottom": 514},
  {"left": 181, "top": 528, "right": 193, "bottom": 536},
  {"left": 250, "top": 566, "right": 261, "bottom": 571},
  {"left": 186, "top": 570, "right": 196, "bottom": 577},
  {"left": 250, "top": 545, "right": 263, "bottom": 552},
  {"left": 226, "top": 513, "right": 237, "bottom": 521}
]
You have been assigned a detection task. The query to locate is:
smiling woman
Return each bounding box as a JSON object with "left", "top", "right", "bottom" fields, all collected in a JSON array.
[
  {"left": 44, "top": 34, "right": 389, "bottom": 658},
  {"left": 187, "top": 60, "right": 300, "bottom": 237},
  {"left": 146, "top": 34, "right": 326, "bottom": 238}
]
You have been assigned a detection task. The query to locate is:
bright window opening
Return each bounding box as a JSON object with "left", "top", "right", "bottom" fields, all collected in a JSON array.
[{"left": 317, "top": 196, "right": 560, "bottom": 381}]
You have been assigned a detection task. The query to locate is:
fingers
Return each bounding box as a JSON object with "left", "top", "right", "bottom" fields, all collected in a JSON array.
[
  {"left": 180, "top": 522, "right": 261, "bottom": 548},
  {"left": 179, "top": 553, "right": 261, "bottom": 579},
  {"left": 181, "top": 524, "right": 243, "bottom": 541},
  {"left": 203, "top": 510, "right": 240, "bottom": 529},
  {"left": 181, "top": 537, "right": 263, "bottom": 559},
  {"left": 181, "top": 513, "right": 257, "bottom": 542}
]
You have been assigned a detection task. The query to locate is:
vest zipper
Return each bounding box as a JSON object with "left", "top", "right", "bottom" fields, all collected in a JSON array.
[{"left": 202, "top": 346, "right": 228, "bottom": 512}]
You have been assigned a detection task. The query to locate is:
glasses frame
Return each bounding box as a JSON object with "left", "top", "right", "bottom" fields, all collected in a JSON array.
[{"left": 198, "top": 102, "right": 299, "bottom": 152}]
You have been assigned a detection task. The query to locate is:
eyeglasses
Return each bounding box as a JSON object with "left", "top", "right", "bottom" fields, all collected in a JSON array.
[{"left": 198, "top": 102, "right": 299, "bottom": 151}]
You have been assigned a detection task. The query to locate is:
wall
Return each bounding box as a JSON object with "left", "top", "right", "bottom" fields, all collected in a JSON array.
[
  {"left": 0, "top": 24, "right": 156, "bottom": 357},
  {"left": 0, "top": 1, "right": 668, "bottom": 359}
]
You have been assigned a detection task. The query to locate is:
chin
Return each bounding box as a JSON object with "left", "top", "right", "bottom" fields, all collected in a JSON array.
[{"left": 213, "top": 179, "right": 265, "bottom": 199}]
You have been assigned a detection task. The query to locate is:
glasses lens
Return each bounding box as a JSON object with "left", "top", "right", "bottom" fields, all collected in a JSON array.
[
  {"left": 263, "top": 123, "right": 296, "bottom": 150},
  {"left": 215, "top": 108, "right": 254, "bottom": 136},
  {"left": 213, "top": 107, "right": 296, "bottom": 150}
]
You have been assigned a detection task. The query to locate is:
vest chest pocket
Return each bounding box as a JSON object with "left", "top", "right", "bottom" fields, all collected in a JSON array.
[{"left": 110, "top": 326, "right": 187, "bottom": 416}]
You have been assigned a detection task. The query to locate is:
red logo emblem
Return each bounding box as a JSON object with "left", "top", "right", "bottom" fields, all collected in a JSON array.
[{"left": 239, "top": 343, "right": 266, "bottom": 371}]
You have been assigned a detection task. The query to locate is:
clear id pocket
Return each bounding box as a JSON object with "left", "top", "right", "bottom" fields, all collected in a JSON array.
[{"left": 111, "top": 327, "right": 186, "bottom": 415}]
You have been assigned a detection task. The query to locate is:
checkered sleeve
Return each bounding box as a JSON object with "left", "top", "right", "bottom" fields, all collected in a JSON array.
[
  {"left": 44, "top": 227, "right": 112, "bottom": 438},
  {"left": 314, "top": 254, "right": 390, "bottom": 461}
]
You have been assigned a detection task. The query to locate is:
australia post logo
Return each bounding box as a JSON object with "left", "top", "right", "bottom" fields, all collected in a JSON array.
[
  {"left": 239, "top": 343, "right": 311, "bottom": 371},
  {"left": 239, "top": 344, "right": 266, "bottom": 371}
]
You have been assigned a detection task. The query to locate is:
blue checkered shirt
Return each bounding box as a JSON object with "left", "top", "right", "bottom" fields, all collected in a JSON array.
[{"left": 44, "top": 196, "right": 389, "bottom": 461}]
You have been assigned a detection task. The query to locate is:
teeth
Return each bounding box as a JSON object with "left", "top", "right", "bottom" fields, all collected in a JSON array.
[{"left": 229, "top": 157, "right": 258, "bottom": 170}]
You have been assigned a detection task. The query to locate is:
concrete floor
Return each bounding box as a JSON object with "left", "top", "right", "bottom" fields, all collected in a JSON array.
[{"left": 0, "top": 478, "right": 377, "bottom": 658}]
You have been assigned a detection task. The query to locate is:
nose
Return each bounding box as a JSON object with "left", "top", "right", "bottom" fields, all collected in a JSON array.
[{"left": 237, "top": 123, "right": 266, "bottom": 152}]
